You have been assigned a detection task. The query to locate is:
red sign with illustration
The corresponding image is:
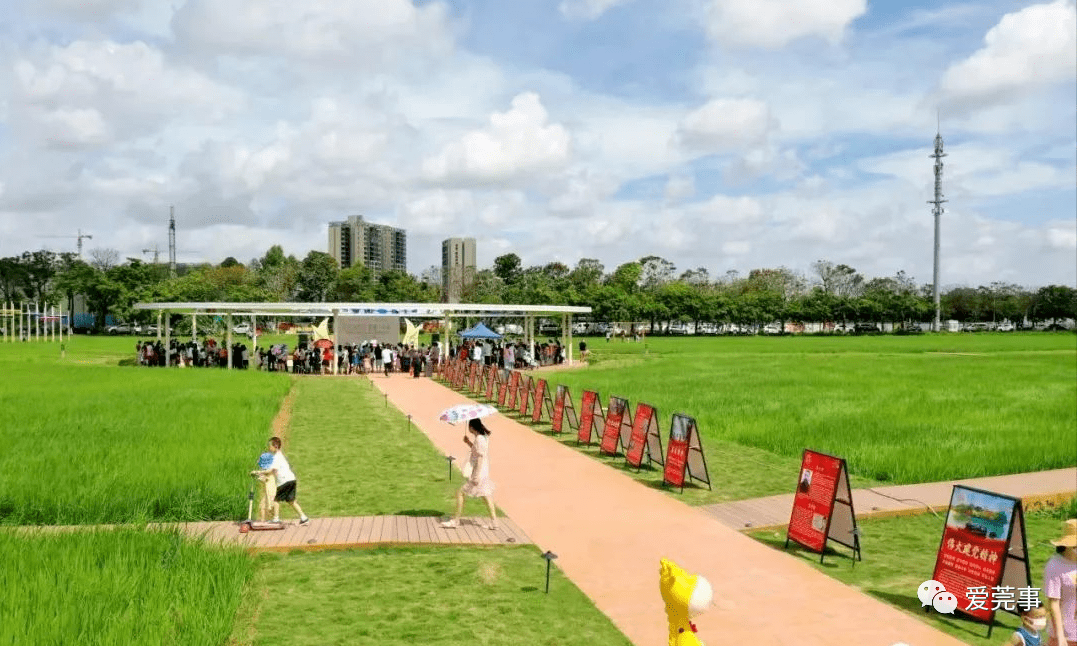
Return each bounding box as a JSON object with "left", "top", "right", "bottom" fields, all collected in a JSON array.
[
  {"left": 484, "top": 365, "right": 496, "bottom": 400},
  {"left": 531, "top": 379, "right": 548, "bottom": 423},
  {"left": 578, "top": 390, "right": 600, "bottom": 444},
  {"left": 787, "top": 450, "right": 842, "bottom": 553},
  {"left": 600, "top": 396, "right": 628, "bottom": 455},
  {"left": 552, "top": 385, "right": 567, "bottom": 432},
  {"left": 625, "top": 403, "right": 656, "bottom": 467},
  {"left": 662, "top": 416, "right": 692, "bottom": 487},
  {"left": 469, "top": 361, "right": 480, "bottom": 391},
  {"left": 508, "top": 371, "right": 520, "bottom": 409},
  {"left": 517, "top": 375, "right": 531, "bottom": 416},
  {"left": 497, "top": 370, "right": 509, "bottom": 407},
  {"left": 931, "top": 486, "right": 1023, "bottom": 623}
]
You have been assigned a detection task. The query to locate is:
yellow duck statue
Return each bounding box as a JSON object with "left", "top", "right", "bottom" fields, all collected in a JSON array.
[{"left": 659, "top": 558, "right": 713, "bottom": 646}]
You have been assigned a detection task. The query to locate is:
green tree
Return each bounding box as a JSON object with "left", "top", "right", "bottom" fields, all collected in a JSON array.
[
  {"left": 333, "top": 264, "right": 376, "bottom": 301},
  {"left": 296, "top": 251, "right": 339, "bottom": 302},
  {"left": 493, "top": 253, "right": 522, "bottom": 286}
]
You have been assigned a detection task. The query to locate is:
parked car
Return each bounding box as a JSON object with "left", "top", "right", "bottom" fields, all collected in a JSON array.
[
  {"left": 136, "top": 324, "right": 158, "bottom": 335},
  {"left": 232, "top": 323, "right": 251, "bottom": 335},
  {"left": 107, "top": 324, "right": 134, "bottom": 335},
  {"left": 763, "top": 324, "right": 782, "bottom": 335},
  {"left": 997, "top": 321, "right": 1015, "bottom": 332}
]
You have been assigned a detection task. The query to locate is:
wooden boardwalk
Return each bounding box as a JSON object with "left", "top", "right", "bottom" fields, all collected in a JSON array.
[
  {"left": 13, "top": 516, "right": 532, "bottom": 553},
  {"left": 180, "top": 516, "right": 533, "bottom": 552}
]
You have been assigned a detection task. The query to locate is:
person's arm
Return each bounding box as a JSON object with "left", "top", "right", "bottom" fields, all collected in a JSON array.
[{"left": 1047, "top": 596, "right": 1064, "bottom": 645}]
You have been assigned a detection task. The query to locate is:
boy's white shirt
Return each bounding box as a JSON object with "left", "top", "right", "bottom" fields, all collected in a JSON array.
[{"left": 270, "top": 452, "right": 296, "bottom": 485}]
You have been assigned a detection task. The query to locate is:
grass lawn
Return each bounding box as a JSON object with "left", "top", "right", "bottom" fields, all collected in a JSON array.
[
  {"left": 230, "top": 545, "right": 632, "bottom": 646},
  {"left": 748, "top": 498, "right": 1077, "bottom": 646},
  {"left": 0, "top": 528, "right": 253, "bottom": 646},
  {"left": 0, "top": 339, "right": 292, "bottom": 525},
  {"left": 284, "top": 376, "right": 498, "bottom": 519},
  {"left": 508, "top": 333, "right": 1077, "bottom": 503}
]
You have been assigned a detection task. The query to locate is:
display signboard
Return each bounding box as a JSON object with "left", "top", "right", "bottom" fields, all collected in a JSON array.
[
  {"left": 484, "top": 364, "right": 497, "bottom": 400},
  {"left": 469, "top": 361, "right": 480, "bottom": 392},
  {"left": 507, "top": 371, "right": 521, "bottom": 410},
  {"left": 497, "top": 369, "right": 510, "bottom": 407},
  {"left": 600, "top": 396, "right": 631, "bottom": 455},
  {"left": 552, "top": 385, "right": 579, "bottom": 433},
  {"left": 662, "top": 414, "right": 711, "bottom": 491},
  {"left": 930, "top": 486, "right": 1030, "bottom": 627},
  {"left": 577, "top": 390, "right": 604, "bottom": 445},
  {"left": 531, "top": 379, "right": 552, "bottom": 423},
  {"left": 625, "top": 402, "right": 663, "bottom": 469},
  {"left": 785, "top": 450, "right": 861, "bottom": 563},
  {"left": 517, "top": 374, "right": 532, "bottom": 416},
  {"left": 335, "top": 316, "right": 401, "bottom": 346}
]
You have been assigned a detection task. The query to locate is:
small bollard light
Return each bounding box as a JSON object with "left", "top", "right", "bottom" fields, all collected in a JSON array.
[
  {"left": 446, "top": 455, "right": 456, "bottom": 481},
  {"left": 384, "top": 393, "right": 388, "bottom": 407},
  {"left": 407, "top": 414, "right": 412, "bottom": 429},
  {"left": 541, "top": 550, "right": 558, "bottom": 594}
]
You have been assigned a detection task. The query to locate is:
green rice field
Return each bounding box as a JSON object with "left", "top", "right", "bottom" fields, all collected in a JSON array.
[
  {"left": 0, "top": 528, "right": 254, "bottom": 646},
  {"left": 0, "top": 338, "right": 292, "bottom": 524},
  {"left": 541, "top": 334, "right": 1076, "bottom": 487}
]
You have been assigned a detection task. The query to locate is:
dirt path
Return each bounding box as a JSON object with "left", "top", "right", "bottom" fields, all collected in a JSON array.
[{"left": 270, "top": 377, "right": 297, "bottom": 443}]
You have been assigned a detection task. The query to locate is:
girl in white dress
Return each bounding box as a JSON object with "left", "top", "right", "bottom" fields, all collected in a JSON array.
[{"left": 441, "top": 418, "right": 498, "bottom": 531}]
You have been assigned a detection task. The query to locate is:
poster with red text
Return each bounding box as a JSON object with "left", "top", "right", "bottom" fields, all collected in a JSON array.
[
  {"left": 785, "top": 450, "right": 860, "bottom": 562},
  {"left": 577, "top": 390, "right": 603, "bottom": 445},
  {"left": 497, "top": 369, "right": 510, "bottom": 407},
  {"left": 931, "top": 486, "right": 1029, "bottom": 624},
  {"left": 517, "top": 374, "right": 531, "bottom": 416},
  {"left": 625, "top": 402, "right": 662, "bottom": 468},
  {"left": 662, "top": 414, "right": 711, "bottom": 490},
  {"left": 507, "top": 371, "right": 521, "bottom": 410},
  {"left": 484, "top": 364, "right": 497, "bottom": 400},
  {"left": 552, "top": 385, "right": 578, "bottom": 433},
  {"left": 600, "top": 396, "right": 630, "bottom": 455},
  {"left": 469, "top": 361, "right": 480, "bottom": 391},
  {"left": 531, "top": 379, "right": 551, "bottom": 423}
]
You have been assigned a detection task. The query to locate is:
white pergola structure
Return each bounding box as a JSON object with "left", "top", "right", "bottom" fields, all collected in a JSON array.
[{"left": 132, "top": 301, "right": 592, "bottom": 370}]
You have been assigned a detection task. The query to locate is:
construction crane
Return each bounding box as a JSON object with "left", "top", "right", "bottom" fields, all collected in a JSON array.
[
  {"left": 142, "top": 245, "right": 161, "bottom": 264},
  {"left": 39, "top": 229, "right": 93, "bottom": 258}
]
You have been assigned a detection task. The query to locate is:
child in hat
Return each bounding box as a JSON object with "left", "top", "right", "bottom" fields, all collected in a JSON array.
[{"left": 1043, "top": 518, "right": 1077, "bottom": 646}]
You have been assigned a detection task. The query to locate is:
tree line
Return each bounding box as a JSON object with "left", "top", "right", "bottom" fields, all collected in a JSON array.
[{"left": 0, "top": 248, "right": 1074, "bottom": 332}]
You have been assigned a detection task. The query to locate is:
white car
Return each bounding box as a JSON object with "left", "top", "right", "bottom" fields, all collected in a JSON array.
[
  {"left": 232, "top": 323, "right": 251, "bottom": 335},
  {"left": 997, "top": 321, "right": 1015, "bottom": 332}
]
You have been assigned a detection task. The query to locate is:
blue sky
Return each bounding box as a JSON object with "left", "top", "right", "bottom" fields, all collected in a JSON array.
[{"left": 0, "top": 0, "right": 1073, "bottom": 289}]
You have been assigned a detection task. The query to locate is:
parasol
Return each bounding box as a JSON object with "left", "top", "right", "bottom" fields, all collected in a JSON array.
[{"left": 438, "top": 403, "right": 497, "bottom": 425}]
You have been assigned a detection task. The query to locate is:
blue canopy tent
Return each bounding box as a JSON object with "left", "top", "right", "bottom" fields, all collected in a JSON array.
[{"left": 459, "top": 322, "right": 503, "bottom": 340}]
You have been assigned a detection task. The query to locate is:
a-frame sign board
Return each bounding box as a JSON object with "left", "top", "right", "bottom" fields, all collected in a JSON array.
[
  {"left": 517, "top": 374, "right": 532, "bottom": 417},
  {"left": 497, "top": 369, "right": 511, "bottom": 407},
  {"left": 784, "top": 449, "right": 861, "bottom": 565},
  {"left": 484, "top": 364, "right": 497, "bottom": 401},
  {"left": 551, "top": 385, "right": 579, "bottom": 434},
  {"left": 662, "top": 413, "right": 712, "bottom": 492},
  {"left": 576, "top": 390, "right": 604, "bottom": 445},
  {"left": 625, "top": 402, "right": 664, "bottom": 470},
  {"left": 454, "top": 361, "right": 467, "bottom": 389},
  {"left": 599, "top": 396, "right": 632, "bottom": 456},
  {"left": 531, "top": 378, "right": 553, "bottom": 423},
  {"left": 507, "top": 371, "right": 522, "bottom": 411},
  {"left": 930, "top": 486, "right": 1031, "bottom": 638},
  {"left": 469, "top": 361, "right": 481, "bottom": 392}
]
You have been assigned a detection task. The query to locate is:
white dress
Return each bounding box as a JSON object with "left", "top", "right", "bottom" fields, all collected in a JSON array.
[{"left": 461, "top": 434, "right": 494, "bottom": 498}]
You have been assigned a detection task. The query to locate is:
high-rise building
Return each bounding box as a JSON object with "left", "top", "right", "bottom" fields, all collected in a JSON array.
[
  {"left": 328, "top": 215, "right": 407, "bottom": 275},
  {"left": 442, "top": 237, "right": 476, "bottom": 303}
]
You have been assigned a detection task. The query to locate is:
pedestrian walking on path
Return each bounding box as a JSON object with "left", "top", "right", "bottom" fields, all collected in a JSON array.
[
  {"left": 251, "top": 436, "right": 310, "bottom": 526},
  {"left": 1044, "top": 518, "right": 1077, "bottom": 646},
  {"left": 442, "top": 418, "right": 498, "bottom": 530}
]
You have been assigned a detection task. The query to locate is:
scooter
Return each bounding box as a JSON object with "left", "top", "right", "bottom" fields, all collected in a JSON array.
[{"left": 238, "top": 475, "right": 286, "bottom": 533}]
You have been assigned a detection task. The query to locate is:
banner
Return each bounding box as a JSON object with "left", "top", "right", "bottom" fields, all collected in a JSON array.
[
  {"left": 552, "top": 385, "right": 579, "bottom": 433},
  {"left": 497, "top": 369, "right": 510, "bottom": 407},
  {"left": 531, "top": 379, "right": 552, "bottom": 423},
  {"left": 931, "top": 486, "right": 1030, "bottom": 625},
  {"left": 507, "top": 371, "right": 521, "bottom": 410},
  {"left": 335, "top": 316, "right": 400, "bottom": 346},
  {"left": 469, "top": 361, "right": 480, "bottom": 391},
  {"left": 484, "top": 364, "right": 497, "bottom": 400},
  {"left": 662, "top": 414, "right": 711, "bottom": 490},
  {"left": 785, "top": 450, "right": 860, "bottom": 563},
  {"left": 600, "top": 396, "right": 631, "bottom": 456},
  {"left": 577, "top": 390, "right": 604, "bottom": 445},
  {"left": 517, "top": 374, "right": 532, "bottom": 416},
  {"left": 625, "top": 402, "right": 663, "bottom": 468}
]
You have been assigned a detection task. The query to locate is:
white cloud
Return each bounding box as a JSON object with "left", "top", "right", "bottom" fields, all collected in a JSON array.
[
  {"left": 40, "top": 108, "right": 110, "bottom": 147},
  {"left": 664, "top": 175, "right": 695, "bottom": 203},
  {"left": 940, "top": 0, "right": 1077, "bottom": 109},
  {"left": 703, "top": 0, "right": 867, "bottom": 48},
  {"left": 422, "top": 92, "right": 572, "bottom": 184},
  {"left": 675, "top": 97, "right": 772, "bottom": 151},
  {"left": 558, "top": 0, "right": 634, "bottom": 20}
]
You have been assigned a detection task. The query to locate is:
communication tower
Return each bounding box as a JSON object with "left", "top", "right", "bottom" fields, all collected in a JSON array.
[
  {"left": 928, "top": 124, "right": 947, "bottom": 332},
  {"left": 168, "top": 206, "right": 177, "bottom": 278}
]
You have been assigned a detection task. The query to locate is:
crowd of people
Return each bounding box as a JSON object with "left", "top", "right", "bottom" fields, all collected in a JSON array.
[{"left": 447, "top": 338, "right": 565, "bottom": 369}]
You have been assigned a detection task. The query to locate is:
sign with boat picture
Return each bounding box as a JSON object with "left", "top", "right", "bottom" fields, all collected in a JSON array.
[{"left": 931, "top": 486, "right": 1030, "bottom": 625}]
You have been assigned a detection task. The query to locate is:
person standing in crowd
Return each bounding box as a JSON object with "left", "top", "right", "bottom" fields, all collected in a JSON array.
[{"left": 382, "top": 343, "right": 392, "bottom": 377}]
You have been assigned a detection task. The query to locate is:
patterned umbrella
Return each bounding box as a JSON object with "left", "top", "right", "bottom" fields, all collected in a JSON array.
[{"left": 438, "top": 403, "right": 497, "bottom": 425}]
